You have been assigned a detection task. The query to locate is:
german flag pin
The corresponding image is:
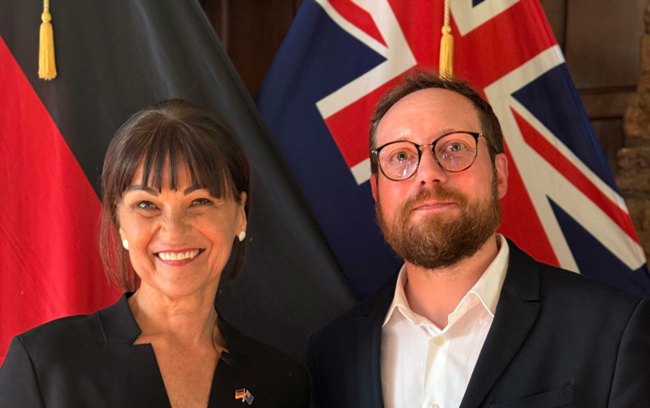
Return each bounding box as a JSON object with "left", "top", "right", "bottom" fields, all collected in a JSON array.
[{"left": 235, "top": 389, "right": 254, "bottom": 405}]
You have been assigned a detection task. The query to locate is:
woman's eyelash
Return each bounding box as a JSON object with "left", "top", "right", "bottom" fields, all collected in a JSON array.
[{"left": 133, "top": 198, "right": 213, "bottom": 210}]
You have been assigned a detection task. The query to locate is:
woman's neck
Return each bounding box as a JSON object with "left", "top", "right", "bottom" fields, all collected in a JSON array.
[{"left": 128, "top": 286, "right": 221, "bottom": 348}]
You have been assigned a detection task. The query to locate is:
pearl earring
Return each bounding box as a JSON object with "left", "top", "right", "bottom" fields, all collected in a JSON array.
[
  {"left": 238, "top": 231, "right": 246, "bottom": 242},
  {"left": 122, "top": 239, "right": 129, "bottom": 250}
]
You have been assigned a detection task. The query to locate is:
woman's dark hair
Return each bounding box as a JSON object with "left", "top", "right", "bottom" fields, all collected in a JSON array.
[{"left": 100, "top": 99, "right": 251, "bottom": 292}]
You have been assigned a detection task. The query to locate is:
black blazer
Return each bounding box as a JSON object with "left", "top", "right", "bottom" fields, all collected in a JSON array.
[
  {"left": 308, "top": 240, "right": 650, "bottom": 408},
  {"left": 0, "top": 294, "right": 309, "bottom": 407}
]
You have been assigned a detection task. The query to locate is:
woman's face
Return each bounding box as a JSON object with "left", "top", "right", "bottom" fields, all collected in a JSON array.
[{"left": 117, "top": 160, "right": 247, "bottom": 300}]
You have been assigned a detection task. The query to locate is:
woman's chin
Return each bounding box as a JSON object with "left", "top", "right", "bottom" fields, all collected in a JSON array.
[
  {"left": 135, "top": 262, "right": 222, "bottom": 301},
  {"left": 140, "top": 277, "right": 218, "bottom": 302}
]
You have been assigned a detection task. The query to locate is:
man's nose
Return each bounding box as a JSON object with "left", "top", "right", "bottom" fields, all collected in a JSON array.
[{"left": 413, "top": 147, "right": 448, "bottom": 186}]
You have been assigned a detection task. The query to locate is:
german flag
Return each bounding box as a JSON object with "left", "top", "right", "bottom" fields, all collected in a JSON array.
[{"left": 0, "top": 0, "right": 354, "bottom": 364}]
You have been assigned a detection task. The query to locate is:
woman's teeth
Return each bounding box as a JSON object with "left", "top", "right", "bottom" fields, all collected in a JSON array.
[{"left": 158, "top": 250, "right": 200, "bottom": 261}]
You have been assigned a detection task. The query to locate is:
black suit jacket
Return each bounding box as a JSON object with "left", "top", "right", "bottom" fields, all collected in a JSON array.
[
  {"left": 308, "top": 240, "right": 650, "bottom": 408},
  {"left": 0, "top": 294, "right": 309, "bottom": 407}
]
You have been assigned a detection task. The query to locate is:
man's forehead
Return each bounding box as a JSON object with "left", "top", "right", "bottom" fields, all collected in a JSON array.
[{"left": 376, "top": 88, "right": 481, "bottom": 144}]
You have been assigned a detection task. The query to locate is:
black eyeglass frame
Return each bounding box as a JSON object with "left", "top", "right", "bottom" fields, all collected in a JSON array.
[{"left": 371, "top": 131, "right": 497, "bottom": 181}]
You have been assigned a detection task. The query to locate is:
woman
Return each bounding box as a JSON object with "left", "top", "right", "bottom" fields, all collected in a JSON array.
[{"left": 0, "top": 100, "right": 309, "bottom": 407}]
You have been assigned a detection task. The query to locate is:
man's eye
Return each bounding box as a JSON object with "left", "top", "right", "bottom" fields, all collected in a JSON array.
[
  {"left": 448, "top": 143, "right": 464, "bottom": 152},
  {"left": 391, "top": 151, "right": 414, "bottom": 163},
  {"left": 136, "top": 201, "right": 157, "bottom": 210},
  {"left": 192, "top": 198, "right": 213, "bottom": 206}
]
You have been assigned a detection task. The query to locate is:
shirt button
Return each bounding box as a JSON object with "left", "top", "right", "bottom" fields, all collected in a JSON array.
[
  {"left": 429, "top": 404, "right": 439, "bottom": 408},
  {"left": 433, "top": 337, "right": 443, "bottom": 346}
]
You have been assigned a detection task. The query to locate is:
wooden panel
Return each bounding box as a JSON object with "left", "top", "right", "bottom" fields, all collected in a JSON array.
[
  {"left": 201, "top": 0, "right": 227, "bottom": 48},
  {"left": 539, "top": 0, "right": 567, "bottom": 49},
  {"left": 225, "top": 0, "right": 299, "bottom": 96},
  {"left": 565, "top": 0, "right": 646, "bottom": 90},
  {"left": 580, "top": 90, "right": 635, "bottom": 119}
]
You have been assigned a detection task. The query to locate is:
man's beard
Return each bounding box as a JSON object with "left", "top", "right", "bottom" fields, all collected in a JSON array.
[{"left": 376, "top": 175, "right": 502, "bottom": 270}]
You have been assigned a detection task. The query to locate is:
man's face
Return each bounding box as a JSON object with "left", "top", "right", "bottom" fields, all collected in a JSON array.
[{"left": 371, "top": 88, "right": 509, "bottom": 269}]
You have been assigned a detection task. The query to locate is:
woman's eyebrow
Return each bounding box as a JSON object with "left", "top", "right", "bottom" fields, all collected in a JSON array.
[
  {"left": 183, "top": 185, "right": 206, "bottom": 195},
  {"left": 125, "top": 185, "right": 159, "bottom": 196}
]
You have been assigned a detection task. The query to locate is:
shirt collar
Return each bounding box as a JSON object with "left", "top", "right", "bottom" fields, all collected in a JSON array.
[
  {"left": 382, "top": 264, "right": 412, "bottom": 327},
  {"left": 464, "top": 234, "right": 509, "bottom": 317},
  {"left": 382, "top": 234, "right": 509, "bottom": 328}
]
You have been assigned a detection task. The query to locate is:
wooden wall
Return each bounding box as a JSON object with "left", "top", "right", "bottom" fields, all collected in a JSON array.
[
  {"left": 200, "top": 0, "right": 302, "bottom": 96},
  {"left": 201, "top": 0, "right": 648, "bottom": 172},
  {"left": 540, "top": 0, "right": 647, "bottom": 169}
]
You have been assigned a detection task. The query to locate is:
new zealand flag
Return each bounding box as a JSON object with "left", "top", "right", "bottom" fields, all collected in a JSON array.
[{"left": 256, "top": 0, "right": 650, "bottom": 299}]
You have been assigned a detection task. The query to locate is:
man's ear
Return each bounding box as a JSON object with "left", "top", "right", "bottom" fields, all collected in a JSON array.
[
  {"left": 370, "top": 173, "right": 378, "bottom": 203},
  {"left": 494, "top": 153, "right": 509, "bottom": 199}
]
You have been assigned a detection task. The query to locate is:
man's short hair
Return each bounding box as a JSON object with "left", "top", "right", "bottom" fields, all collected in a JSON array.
[{"left": 369, "top": 71, "right": 505, "bottom": 175}]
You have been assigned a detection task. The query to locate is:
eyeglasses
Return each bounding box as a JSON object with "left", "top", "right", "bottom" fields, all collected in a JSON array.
[{"left": 372, "top": 131, "right": 494, "bottom": 181}]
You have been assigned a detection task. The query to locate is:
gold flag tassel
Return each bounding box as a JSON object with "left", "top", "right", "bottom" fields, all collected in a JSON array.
[
  {"left": 439, "top": 0, "right": 454, "bottom": 79},
  {"left": 39, "top": 0, "right": 57, "bottom": 80}
]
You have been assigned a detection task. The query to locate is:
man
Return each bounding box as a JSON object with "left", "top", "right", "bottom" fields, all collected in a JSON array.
[{"left": 308, "top": 72, "right": 650, "bottom": 408}]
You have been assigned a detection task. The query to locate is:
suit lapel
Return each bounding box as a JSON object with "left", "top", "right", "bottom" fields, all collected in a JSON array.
[
  {"left": 95, "top": 293, "right": 173, "bottom": 407},
  {"left": 208, "top": 318, "right": 252, "bottom": 407},
  {"left": 357, "top": 275, "right": 399, "bottom": 408},
  {"left": 459, "top": 240, "right": 541, "bottom": 408}
]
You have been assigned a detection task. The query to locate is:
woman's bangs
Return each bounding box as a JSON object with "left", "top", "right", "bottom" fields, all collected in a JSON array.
[{"left": 137, "top": 125, "right": 231, "bottom": 199}]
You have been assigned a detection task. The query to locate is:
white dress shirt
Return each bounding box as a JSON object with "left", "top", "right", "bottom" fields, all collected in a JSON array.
[{"left": 381, "top": 235, "right": 509, "bottom": 408}]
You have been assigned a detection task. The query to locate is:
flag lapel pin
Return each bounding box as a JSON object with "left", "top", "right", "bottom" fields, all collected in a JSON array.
[{"left": 235, "top": 388, "right": 254, "bottom": 405}]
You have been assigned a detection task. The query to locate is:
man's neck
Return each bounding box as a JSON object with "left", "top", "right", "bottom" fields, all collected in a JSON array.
[{"left": 403, "top": 234, "right": 500, "bottom": 330}]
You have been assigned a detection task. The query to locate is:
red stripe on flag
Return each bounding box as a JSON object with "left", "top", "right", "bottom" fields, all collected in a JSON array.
[
  {"left": 323, "top": 0, "right": 558, "bottom": 171},
  {"left": 323, "top": 75, "right": 407, "bottom": 168},
  {"left": 454, "top": 0, "right": 557, "bottom": 89},
  {"left": 387, "top": 0, "right": 439, "bottom": 67},
  {"left": 0, "top": 37, "right": 120, "bottom": 363},
  {"left": 329, "top": 0, "right": 387, "bottom": 47},
  {"left": 512, "top": 109, "right": 641, "bottom": 244},
  {"left": 387, "top": 0, "right": 555, "bottom": 89},
  {"left": 498, "top": 141, "right": 560, "bottom": 267}
]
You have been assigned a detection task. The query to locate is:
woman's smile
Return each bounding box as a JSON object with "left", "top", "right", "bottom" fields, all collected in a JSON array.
[{"left": 154, "top": 248, "right": 205, "bottom": 266}]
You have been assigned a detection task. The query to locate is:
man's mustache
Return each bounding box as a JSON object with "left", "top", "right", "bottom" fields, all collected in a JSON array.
[{"left": 400, "top": 186, "right": 469, "bottom": 214}]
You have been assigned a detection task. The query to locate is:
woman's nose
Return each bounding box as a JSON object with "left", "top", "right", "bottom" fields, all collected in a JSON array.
[{"left": 159, "top": 213, "right": 191, "bottom": 240}]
